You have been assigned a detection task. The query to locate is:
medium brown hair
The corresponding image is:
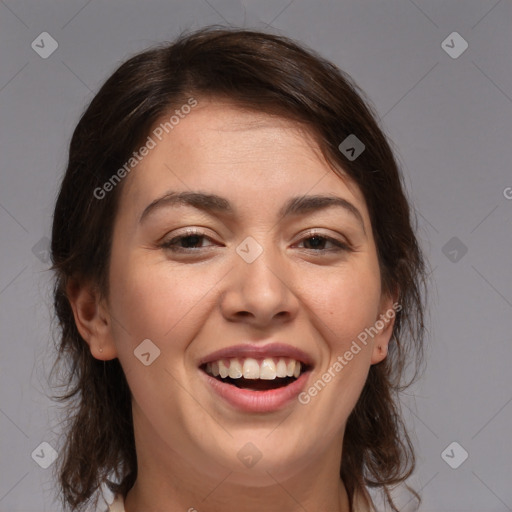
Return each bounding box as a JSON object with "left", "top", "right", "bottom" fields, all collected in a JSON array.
[{"left": 50, "top": 26, "right": 427, "bottom": 511}]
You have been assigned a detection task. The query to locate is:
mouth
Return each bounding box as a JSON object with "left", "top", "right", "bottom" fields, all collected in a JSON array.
[
  {"left": 200, "top": 357, "right": 312, "bottom": 392},
  {"left": 198, "top": 343, "right": 314, "bottom": 412}
]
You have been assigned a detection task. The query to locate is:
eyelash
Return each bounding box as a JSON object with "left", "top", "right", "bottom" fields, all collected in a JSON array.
[{"left": 160, "top": 229, "right": 352, "bottom": 254}]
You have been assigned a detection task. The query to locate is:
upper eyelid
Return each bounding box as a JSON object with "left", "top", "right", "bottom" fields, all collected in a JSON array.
[
  {"left": 162, "top": 229, "right": 351, "bottom": 248},
  {"left": 164, "top": 227, "right": 345, "bottom": 239}
]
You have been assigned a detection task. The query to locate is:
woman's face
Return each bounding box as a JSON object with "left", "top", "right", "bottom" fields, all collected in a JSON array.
[{"left": 100, "top": 100, "right": 394, "bottom": 484}]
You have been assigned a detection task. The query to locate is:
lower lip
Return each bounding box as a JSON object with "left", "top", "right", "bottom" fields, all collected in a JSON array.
[{"left": 200, "top": 369, "right": 311, "bottom": 413}]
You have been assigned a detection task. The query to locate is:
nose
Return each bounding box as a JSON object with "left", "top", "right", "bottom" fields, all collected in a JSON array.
[{"left": 219, "top": 241, "right": 299, "bottom": 328}]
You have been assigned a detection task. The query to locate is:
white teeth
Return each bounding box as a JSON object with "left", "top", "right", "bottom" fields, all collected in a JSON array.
[
  {"left": 243, "top": 358, "right": 260, "bottom": 379},
  {"left": 205, "top": 357, "right": 306, "bottom": 380},
  {"left": 286, "top": 360, "right": 295, "bottom": 377},
  {"left": 259, "top": 359, "right": 277, "bottom": 380},
  {"left": 276, "top": 359, "right": 288, "bottom": 378},
  {"left": 218, "top": 360, "right": 229, "bottom": 378},
  {"left": 228, "top": 359, "right": 243, "bottom": 378}
]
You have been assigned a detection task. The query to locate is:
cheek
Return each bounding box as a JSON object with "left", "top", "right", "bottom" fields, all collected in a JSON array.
[
  {"left": 106, "top": 259, "right": 222, "bottom": 425},
  {"left": 305, "top": 262, "right": 382, "bottom": 348},
  {"left": 108, "top": 256, "right": 225, "bottom": 361},
  {"left": 295, "top": 260, "right": 382, "bottom": 428}
]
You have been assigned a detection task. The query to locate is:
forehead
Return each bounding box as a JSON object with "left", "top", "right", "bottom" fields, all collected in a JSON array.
[
  {"left": 119, "top": 100, "right": 367, "bottom": 219},
  {"left": 150, "top": 101, "right": 325, "bottom": 167}
]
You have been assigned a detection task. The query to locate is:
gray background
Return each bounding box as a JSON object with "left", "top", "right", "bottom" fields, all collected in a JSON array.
[{"left": 1, "top": 1, "right": 511, "bottom": 511}]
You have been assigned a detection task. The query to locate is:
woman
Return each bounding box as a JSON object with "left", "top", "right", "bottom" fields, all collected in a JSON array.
[{"left": 50, "top": 27, "right": 427, "bottom": 512}]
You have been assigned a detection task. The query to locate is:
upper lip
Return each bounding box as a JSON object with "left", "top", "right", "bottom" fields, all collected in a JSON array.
[{"left": 198, "top": 342, "right": 315, "bottom": 368}]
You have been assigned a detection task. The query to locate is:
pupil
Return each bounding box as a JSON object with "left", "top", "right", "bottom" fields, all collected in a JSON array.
[
  {"left": 307, "top": 236, "right": 323, "bottom": 249},
  {"left": 183, "top": 235, "right": 201, "bottom": 248}
]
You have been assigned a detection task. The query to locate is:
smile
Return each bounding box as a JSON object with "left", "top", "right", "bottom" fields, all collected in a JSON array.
[
  {"left": 202, "top": 357, "right": 307, "bottom": 391},
  {"left": 198, "top": 345, "right": 314, "bottom": 413}
]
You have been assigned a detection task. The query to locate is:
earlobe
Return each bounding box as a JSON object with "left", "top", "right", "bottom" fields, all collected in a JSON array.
[
  {"left": 370, "top": 292, "right": 398, "bottom": 365},
  {"left": 65, "top": 277, "right": 118, "bottom": 360},
  {"left": 371, "top": 342, "right": 389, "bottom": 365}
]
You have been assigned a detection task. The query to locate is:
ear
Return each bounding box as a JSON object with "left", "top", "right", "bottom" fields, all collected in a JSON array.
[
  {"left": 66, "top": 277, "right": 118, "bottom": 360},
  {"left": 370, "top": 290, "right": 400, "bottom": 365}
]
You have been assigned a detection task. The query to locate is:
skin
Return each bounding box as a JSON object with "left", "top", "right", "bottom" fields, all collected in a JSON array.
[{"left": 67, "top": 100, "right": 396, "bottom": 512}]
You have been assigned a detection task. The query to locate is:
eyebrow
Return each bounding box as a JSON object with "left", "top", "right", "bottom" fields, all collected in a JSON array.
[{"left": 139, "top": 191, "right": 365, "bottom": 231}]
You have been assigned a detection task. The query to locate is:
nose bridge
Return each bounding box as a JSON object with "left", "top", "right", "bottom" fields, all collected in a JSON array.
[
  {"left": 242, "top": 237, "right": 283, "bottom": 290},
  {"left": 221, "top": 234, "right": 298, "bottom": 324}
]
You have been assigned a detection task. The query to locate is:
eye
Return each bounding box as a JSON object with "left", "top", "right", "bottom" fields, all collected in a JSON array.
[
  {"left": 160, "top": 229, "right": 352, "bottom": 254},
  {"left": 295, "top": 232, "right": 352, "bottom": 253},
  {"left": 160, "top": 229, "right": 217, "bottom": 252}
]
